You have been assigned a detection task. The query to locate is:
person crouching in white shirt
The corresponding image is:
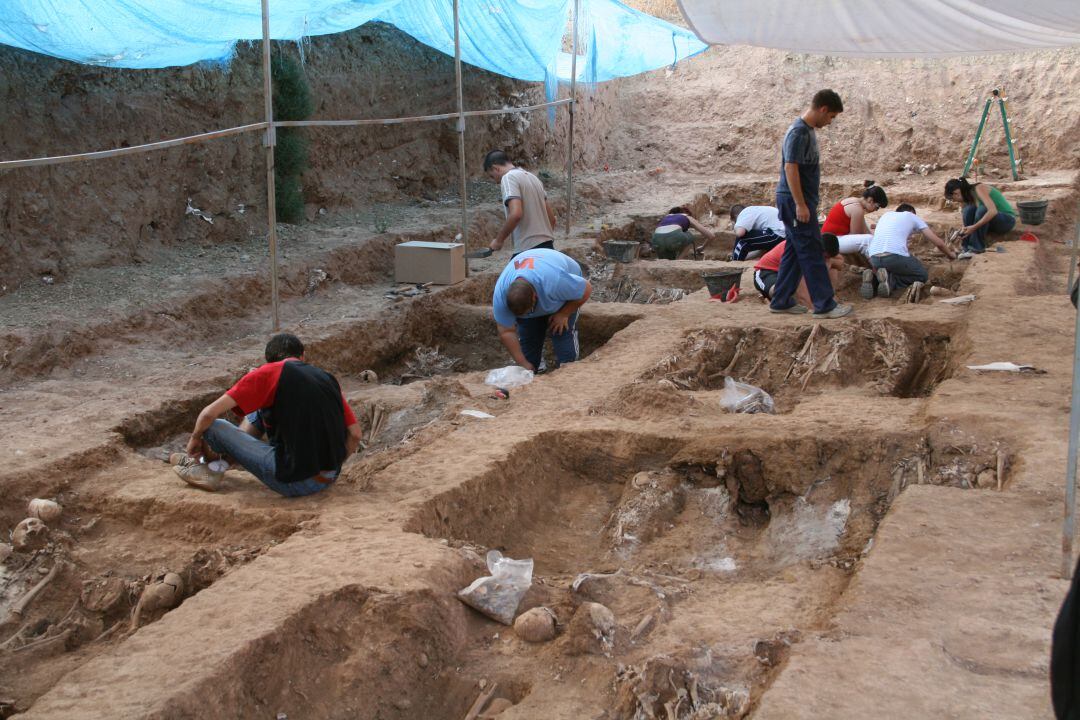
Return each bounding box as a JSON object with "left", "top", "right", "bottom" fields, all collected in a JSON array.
[{"left": 864, "top": 204, "right": 956, "bottom": 299}]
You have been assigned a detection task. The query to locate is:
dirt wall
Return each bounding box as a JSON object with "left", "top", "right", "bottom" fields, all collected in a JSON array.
[
  {"left": 2, "top": 5, "right": 1077, "bottom": 291},
  {"left": 604, "top": 34, "right": 1080, "bottom": 180},
  {"left": 0, "top": 23, "right": 618, "bottom": 290}
]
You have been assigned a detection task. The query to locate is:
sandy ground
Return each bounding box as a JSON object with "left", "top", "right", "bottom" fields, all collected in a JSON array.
[
  {"left": 3, "top": 9, "right": 1080, "bottom": 716},
  {"left": 0, "top": 160, "right": 1077, "bottom": 718}
]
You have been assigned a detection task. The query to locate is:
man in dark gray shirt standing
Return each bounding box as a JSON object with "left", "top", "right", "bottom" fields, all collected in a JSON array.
[{"left": 770, "top": 89, "right": 852, "bottom": 319}]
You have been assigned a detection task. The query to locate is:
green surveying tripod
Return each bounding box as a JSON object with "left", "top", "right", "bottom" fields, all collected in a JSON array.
[{"left": 962, "top": 88, "right": 1022, "bottom": 180}]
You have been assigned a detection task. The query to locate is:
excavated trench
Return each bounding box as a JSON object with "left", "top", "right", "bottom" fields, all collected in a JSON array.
[
  {"left": 586, "top": 259, "right": 737, "bottom": 304},
  {"left": 400, "top": 427, "right": 987, "bottom": 715},
  {"left": 407, "top": 430, "right": 929, "bottom": 574},
  {"left": 1, "top": 180, "right": 1012, "bottom": 717},
  {"left": 152, "top": 585, "right": 532, "bottom": 720},
  {"left": 596, "top": 318, "right": 955, "bottom": 416},
  {"left": 378, "top": 301, "right": 639, "bottom": 380},
  {"left": 115, "top": 275, "right": 642, "bottom": 460},
  {"left": 0, "top": 485, "right": 309, "bottom": 713}
]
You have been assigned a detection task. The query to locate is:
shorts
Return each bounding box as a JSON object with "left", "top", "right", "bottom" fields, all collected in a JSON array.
[
  {"left": 837, "top": 233, "right": 871, "bottom": 256},
  {"left": 753, "top": 268, "right": 778, "bottom": 298}
]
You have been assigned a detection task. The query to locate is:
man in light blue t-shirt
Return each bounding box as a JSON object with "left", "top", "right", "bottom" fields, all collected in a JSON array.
[{"left": 491, "top": 248, "right": 592, "bottom": 372}]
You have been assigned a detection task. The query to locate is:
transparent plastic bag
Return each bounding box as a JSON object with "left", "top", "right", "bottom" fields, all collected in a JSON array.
[
  {"left": 485, "top": 365, "right": 535, "bottom": 388},
  {"left": 457, "top": 550, "right": 534, "bottom": 625},
  {"left": 719, "top": 376, "right": 775, "bottom": 414}
]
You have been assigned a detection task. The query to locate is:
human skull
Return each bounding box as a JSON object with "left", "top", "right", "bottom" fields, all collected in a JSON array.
[
  {"left": 28, "top": 498, "right": 62, "bottom": 523},
  {"left": 131, "top": 574, "right": 185, "bottom": 628},
  {"left": 160, "top": 573, "right": 184, "bottom": 603},
  {"left": 12, "top": 517, "right": 48, "bottom": 551},
  {"left": 513, "top": 606, "right": 558, "bottom": 643}
]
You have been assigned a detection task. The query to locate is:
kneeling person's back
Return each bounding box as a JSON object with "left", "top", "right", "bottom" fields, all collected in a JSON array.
[
  {"left": 175, "top": 333, "right": 361, "bottom": 496},
  {"left": 868, "top": 209, "right": 927, "bottom": 257},
  {"left": 262, "top": 359, "right": 349, "bottom": 483}
]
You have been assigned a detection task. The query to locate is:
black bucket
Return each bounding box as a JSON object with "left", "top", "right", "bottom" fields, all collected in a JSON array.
[
  {"left": 1017, "top": 200, "right": 1048, "bottom": 226},
  {"left": 603, "top": 240, "right": 640, "bottom": 263},
  {"left": 702, "top": 269, "right": 742, "bottom": 300}
]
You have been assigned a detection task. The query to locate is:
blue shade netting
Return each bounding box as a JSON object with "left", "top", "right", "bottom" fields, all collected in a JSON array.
[{"left": 0, "top": 0, "right": 707, "bottom": 82}]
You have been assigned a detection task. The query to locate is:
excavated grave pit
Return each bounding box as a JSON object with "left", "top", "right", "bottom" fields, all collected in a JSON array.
[
  {"left": 115, "top": 290, "right": 640, "bottom": 459},
  {"left": 832, "top": 259, "right": 966, "bottom": 301},
  {"left": 599, "top": 318, "right": 955, "bottom": 416},
  {"left": 585, "top": 256, "right": 737, "bottom": 304},
  {"left": 595, "top": 217, "right": 737, "bottom": 262},
  {"left": 402, "top": 427, "right": 981, "bottom": 715},
  {"left": 369, "top": 302, "right": 640, "bottom": 382},
  {"left": 0, "top": 487, "right": 308, "bottom": 713},
  {"left": 406, "top": 429, "right": 935, "bottom": 577},
  {"left": 153, "top": 586, "right": 534, "bottom": 720},
  {"left": 321, "top": 297, "right": 640, "bottom": 383}
]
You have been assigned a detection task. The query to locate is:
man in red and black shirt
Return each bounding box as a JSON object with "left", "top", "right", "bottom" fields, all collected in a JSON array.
[{"left": 175, "top": 334, "right": 362, "bottom": 496}]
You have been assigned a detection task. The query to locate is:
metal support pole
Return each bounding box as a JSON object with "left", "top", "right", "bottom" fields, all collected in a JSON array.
[
  {"left": 564, "top": 0, "right": 580, "bottom": 239},
  {"left": 961, "top": 97, "right": 992, "bottom": 178},
  {"left": 260, "top": 0, "right": 280, "bottom": 331},
  {"left": 1064, "top": 275, "right": 1080, "bottom": 579},
  {"left": 453, "top": 0, "right": 470, "bottom": 276},
  {"left": 998, "top": 92, "right": 1021, "bottom": 180}
]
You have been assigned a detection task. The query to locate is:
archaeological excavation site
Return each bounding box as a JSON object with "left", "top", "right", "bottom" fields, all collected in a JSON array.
[{"left": 1, "top": 1, "right": 1079, "bottom": 718}]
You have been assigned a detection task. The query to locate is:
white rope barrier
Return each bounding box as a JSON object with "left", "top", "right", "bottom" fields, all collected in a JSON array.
[
  {"left": 0, "top": 122, "right": 268, "bottom": 170},
  {"left": 0, "top": 99, "right": 573, "bottom": 171}
]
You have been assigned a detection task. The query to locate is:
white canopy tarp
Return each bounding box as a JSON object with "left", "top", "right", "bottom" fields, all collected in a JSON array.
[{"left": 676, "top": 0, "right": 1080, "bottom": 56}]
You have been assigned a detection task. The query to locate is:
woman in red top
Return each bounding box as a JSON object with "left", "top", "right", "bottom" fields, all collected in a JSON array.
[{"left": 821, "top": 181, "right": 888, "bottom": 266}]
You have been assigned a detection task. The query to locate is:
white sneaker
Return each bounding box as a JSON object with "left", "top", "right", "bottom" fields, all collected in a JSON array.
[
  {"left": 875, "top": 268, "right": 891, "bottom": 298},
  {"left": 174, "top": 458, "right": 223, "bottom": 492},
  {"left": 956, "top": 251, "right": 974, "bottom": 260},
  {"left": 859, "top": 269, "right": 875, "bottom": 299}
]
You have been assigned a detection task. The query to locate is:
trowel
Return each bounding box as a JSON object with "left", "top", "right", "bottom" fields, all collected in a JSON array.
[{"left": 466, "top": 248, "right": 493, "bottom": 259}]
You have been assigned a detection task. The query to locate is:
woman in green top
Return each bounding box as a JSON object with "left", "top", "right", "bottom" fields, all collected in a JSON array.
[{"left": 944, "top": 177, "right": 1016, "bottom": 257}]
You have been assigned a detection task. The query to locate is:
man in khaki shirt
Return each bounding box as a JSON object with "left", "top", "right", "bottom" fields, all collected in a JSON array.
[{"left": 484, "top": 150, "right": 557, "bottom": 256}]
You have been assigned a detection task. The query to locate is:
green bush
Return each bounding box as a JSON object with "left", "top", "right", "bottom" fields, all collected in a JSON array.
[{"left": 271, "top": 50, "right": 314, "bottom": 223}]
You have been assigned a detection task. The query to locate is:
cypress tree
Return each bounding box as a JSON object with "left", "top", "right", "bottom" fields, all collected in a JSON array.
[{"left": 271, "top": 50, "right": 314, "bottom": 223}]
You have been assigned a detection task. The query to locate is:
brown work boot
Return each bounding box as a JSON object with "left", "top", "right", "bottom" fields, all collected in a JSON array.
[{"left": 173, "top": 457, "right": 223, "bottom": 492}]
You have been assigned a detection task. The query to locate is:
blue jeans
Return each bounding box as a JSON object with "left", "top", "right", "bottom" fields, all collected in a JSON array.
[
  {"left": 870, "top": 253, "right": 928, "bottom": 294},
  {"left": 517, "top": 311, "right": 579, "bottom": 370},
  {"left": 770, "top": 194, "right": 836, "bottom": 314},
  {"left": 962, "top": 205, "right": 1016, "bottom": 253},
  {"left": 203, "top": 417, "right": 337, "bottom": 497}
]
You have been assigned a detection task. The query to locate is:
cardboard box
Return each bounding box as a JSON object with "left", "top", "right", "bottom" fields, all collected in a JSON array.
[{"left": 394, "top": 241, "right": 466, "bottom": 285}]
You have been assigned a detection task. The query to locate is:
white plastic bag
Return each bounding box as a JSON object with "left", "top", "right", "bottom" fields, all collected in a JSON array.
[
  {"left": 719, "top": 376, "right": 775, "bottom": 414},
  {"left": 485, "top": 365, "right": 535, "bottom": 388},
  {"left": 457, "top": 550, "right": 534, "bottom": 625}
]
